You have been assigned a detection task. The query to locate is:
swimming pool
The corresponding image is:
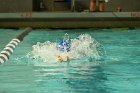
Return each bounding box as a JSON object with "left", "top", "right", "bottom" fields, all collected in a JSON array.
[{"left": 0, "top": 28, "right": 140, "bottom": 93}]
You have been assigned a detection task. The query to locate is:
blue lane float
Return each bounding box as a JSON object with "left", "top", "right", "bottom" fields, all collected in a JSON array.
[{"left": 0, "top": 27, "right": 32, "bottom": 64}]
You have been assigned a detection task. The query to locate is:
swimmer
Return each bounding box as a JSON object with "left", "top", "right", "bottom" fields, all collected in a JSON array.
[
  {"left": 56, "top": 39, "right": 70, "bottom": 62},
  {"left": 56, "top": 34, "right": 70, "bottom": 62}
]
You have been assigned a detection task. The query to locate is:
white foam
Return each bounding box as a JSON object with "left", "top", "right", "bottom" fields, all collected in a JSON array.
[{"left": 28, "top": 34, "right": 104, "bottom": 62}]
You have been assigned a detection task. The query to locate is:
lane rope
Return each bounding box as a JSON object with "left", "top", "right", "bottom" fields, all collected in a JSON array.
[{"left": 0, "top": 27, "right": 32, "bottom": 64}]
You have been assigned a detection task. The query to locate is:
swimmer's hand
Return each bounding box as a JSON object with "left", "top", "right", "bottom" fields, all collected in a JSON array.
[{"left": 56, "top": 53, "right": 69, "bottom": 62}]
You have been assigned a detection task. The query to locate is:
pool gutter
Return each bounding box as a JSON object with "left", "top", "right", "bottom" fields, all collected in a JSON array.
[{"left": 0, "top": 12, "right": 140, "bottom": 28}]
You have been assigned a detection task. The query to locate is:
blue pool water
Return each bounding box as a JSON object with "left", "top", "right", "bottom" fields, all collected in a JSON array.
[{"left": 0, "top": 29, "right": 140, "bottom": 93}]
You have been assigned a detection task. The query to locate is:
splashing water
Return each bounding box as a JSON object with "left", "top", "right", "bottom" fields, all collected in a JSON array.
[{"left": 27, "top": 34, "right": 104, "bottom": 62}]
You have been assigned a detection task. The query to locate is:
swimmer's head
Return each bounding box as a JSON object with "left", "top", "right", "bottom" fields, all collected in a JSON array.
[{"left": 57, "top": 39, "right": 70, "bottom": 52}]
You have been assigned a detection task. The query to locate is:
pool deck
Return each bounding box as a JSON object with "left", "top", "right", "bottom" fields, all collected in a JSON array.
[{"left": 0, "top": 12, "right": 140, "bottom": 28}]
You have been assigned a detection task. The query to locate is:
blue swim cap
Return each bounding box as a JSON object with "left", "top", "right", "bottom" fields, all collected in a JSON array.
[{"left": 57, "top": 39, "right": 70, "bottom": 52}]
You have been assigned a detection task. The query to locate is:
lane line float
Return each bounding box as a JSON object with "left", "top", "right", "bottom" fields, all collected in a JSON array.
[{"left": 0, "top": 27, "right": 32, "bottom": 64}]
